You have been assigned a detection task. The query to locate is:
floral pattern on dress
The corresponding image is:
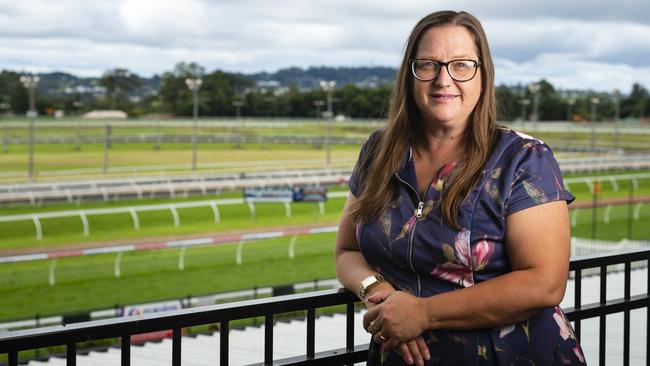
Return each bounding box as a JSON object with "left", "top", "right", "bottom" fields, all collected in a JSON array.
[
  {"left": 484, "top": 167, "right": 505, "bottom": 210},
  {"left": 430, "top": 229, "right": 496, "bottom": 287},
  {"left": 553, "top": 306, "right": 586, "bottom": 362}
]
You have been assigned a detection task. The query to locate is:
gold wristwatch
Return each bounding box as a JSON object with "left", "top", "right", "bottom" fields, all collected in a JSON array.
[{"left": 359, "top": 274, "right": 385, "bottom": 300}]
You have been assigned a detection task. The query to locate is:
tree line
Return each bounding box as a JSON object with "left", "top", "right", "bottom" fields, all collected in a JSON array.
[{"left": 0, "top": 62, "right": 648, "bottom": 122}]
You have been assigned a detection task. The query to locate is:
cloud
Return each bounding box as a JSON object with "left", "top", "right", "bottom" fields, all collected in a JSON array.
[{"left": 0, "top": 0, "right": 648, "bottom": 92}]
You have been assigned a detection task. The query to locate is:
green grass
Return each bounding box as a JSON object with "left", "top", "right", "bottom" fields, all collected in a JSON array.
[
  {"left": 0, "top": 195, "right": 347, "bottom": 251},
  {"left": 0, "top": 143, "right": 360, "bottom": 176},
  {"left": 564, "top": 175, "right": 650, "bottom": 202},
  {"left": 0, "top": 232, "right": 337, "bottom": 321}
]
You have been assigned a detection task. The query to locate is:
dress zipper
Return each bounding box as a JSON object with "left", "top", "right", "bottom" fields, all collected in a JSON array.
[{"left": 394, "top": 172, "right": 426, "bottom": 296}]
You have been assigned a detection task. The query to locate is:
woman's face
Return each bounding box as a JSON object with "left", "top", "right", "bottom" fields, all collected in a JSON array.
[{"left": 412, "top": 25, "right": 482, "bottom": 133}]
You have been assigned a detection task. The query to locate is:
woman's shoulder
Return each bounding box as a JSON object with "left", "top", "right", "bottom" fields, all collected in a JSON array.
[
  {"left": 492, "top": 126, "right": 554, "bottom": 158},
  {"left": 486, "top": 126, "right": 557, "bottom": 172},
  {"left": 494, "top": 126, "right": 549, "bottom": 150}
]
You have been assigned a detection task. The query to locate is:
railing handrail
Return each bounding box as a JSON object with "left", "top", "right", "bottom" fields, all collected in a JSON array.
[
  {"left": 569, "top": 247, "right": 650, "bottom": 269},
  {"left": 0, "top": 288, "right": 357, "bottom": 353}
]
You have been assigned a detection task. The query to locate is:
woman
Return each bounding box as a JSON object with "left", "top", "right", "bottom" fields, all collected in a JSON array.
[{"left": 334, "top": 10, "right": 586, "bottom": 366}]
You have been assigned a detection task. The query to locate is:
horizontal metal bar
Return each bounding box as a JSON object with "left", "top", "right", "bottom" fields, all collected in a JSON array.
[
  {"left": 0, "top": 289, "right": 359, "bottom": 353},
  {"left": 564, "top": 294, "right": 649, "bottom": 321},
  {"left": 245, "top": 344, "right": 369, "bottom": 366},
  {"left": 569, "top": 249, "right": 650, "bottom": 270}
]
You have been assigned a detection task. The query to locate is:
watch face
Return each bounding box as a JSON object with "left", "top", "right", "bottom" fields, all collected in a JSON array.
[{"left": 362, "top": 276, "right": 377, "bottom": 288}]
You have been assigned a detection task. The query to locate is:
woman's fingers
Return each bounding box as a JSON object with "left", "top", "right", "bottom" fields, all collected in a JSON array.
[
  {"left": 365, "top": 290, "right": 392, "bottom": 304},
  {"left": 415, "top": 336, "right": 430, "bottom": 362},
  {"left": 363, "top": 308, "right": 379, "bottom": 331},
  {"left": 397, "top": 343, "right": 414, "bottom": 365}
]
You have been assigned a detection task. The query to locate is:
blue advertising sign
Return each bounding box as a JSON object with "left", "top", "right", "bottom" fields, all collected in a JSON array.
[
  {"left": 243, "top": 186, "right": 327, "bottom": 202},
  {"left": 292, "top": 186, "right": 327, "bottom": 202},
  {"left": 243, "top": 187, "right": 294, "bottom": 202}
]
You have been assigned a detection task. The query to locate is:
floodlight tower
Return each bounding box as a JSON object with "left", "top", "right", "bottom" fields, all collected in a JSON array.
[
  {"left": 528, "top": 82, "right": 541, "bottom": 131},
  {"left": 590, "top": 97, "right": 600, "bottom": 151},
  {"left": 185, "top": 78, "right": 202, "bottom": 171},
  {"left": 320, "top": 80, "right": 336, "bottom": 165},
  {"left": 20, "top": 75, "right": 40, "bottom": 180}
]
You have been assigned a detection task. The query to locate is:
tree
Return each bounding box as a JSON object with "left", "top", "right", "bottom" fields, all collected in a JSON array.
[
  {"left": 98, "top": 68, "right": 142, "bottom": 109},
  {"left": 621, "top": 83, "right": 649, "bottom": 119},
  {"left": 158, "top": 62, "right": 206, "bottom": 116},
  {"left": 201, "top": 70, "right": 254, "bottom": 116},
  {"left": 0, "top": 71, "right": 28, "bottom": 114}
]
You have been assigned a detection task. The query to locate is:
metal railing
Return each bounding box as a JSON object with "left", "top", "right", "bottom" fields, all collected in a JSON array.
[
  {"left": 1, "top": 249, "right": 649, "bottom": 366},
  {"left": 565, "top": 249, "right": 650, "bottom": 366}
]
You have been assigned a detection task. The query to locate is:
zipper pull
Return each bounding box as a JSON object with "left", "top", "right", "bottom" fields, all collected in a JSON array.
[{"left": 416, "top": 201, "right": 424, "bottom": 218}]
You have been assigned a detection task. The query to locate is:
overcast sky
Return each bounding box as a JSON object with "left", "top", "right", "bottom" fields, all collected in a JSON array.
[{"left": 1, "top": 0, "right": 649, "bottom": 93}]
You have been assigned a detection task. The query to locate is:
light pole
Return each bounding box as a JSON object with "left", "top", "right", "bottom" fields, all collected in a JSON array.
[
  {"left": 0, "top": 102, "right": 9, "bottom": 153},
  {"left": 528, "top": 82, "right": 541, "bottom": 131},
  {"left": 72, "top": 99, "right": 83, "bottom": 151},
  {"left": 566, "top": 94, "right": 576, "bottom": 122},
  {"left": 519, "top": 98, "right": 530, "bottom": 122},
  {"left": 20, "top": 75, "right": 39, "bottom": 180},
  {"left": 590, "top": 97, "right": 600, "bottom": 151},
  {"left": 320, "top": 81, "right": 336, "bottom": 165},
  {"left": 232, "top": 99, "right": 244, "bottom": 120},
  {"left": 185, "top": 78, "right": 202, "bottom": 171},
  {"left": 612, "top": 89, "right": 621, "bottom": 149},
  {"left": 153, "top": 92, "right": 163, "bottom": 150},
  {"left": 233, "top": 99, "right": 244, "bottom": 149},
  {"left": 313, "top": 99, "right": 325, "bottom": 119}
]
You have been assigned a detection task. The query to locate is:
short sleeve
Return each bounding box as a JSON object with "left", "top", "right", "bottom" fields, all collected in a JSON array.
[
  {"left": 504, "top": 141, "right": 574, "bottom": 216},
  {"left": 348, "top": 130, "right": 382, "bottom": 197}
]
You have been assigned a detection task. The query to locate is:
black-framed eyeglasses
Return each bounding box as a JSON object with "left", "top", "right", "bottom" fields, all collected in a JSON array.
[{"left": 411, "top": 59, "right": 482, "bottom": 82}]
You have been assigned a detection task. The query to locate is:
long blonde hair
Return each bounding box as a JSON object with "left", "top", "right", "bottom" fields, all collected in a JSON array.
[{"left": 351, "top": 11, "right": 497, "bottom": 230}]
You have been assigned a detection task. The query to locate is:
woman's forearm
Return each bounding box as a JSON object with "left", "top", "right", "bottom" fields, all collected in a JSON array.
[
  {"left": 423, "top": 268, "right": 565, "bottom": 330},
  {"left": 335, "top": 249, "right": 374, "bottom": 294},
  {"left": 335, "top": 248, "right": 396, "bottom": 303}
]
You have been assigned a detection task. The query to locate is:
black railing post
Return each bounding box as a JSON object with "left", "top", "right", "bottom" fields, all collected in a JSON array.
[
  {"left": 346, "top": 302, "right": 355, "bottom": 366},
  {"left": 307, "top": 308, "right": 315, "bottom": 358},
  {"left": 623, "top": 262, "right": 631, "bottom": 366},
  {"left": 9, "top": 351, "right": 17, "bottom": 366},
  {"left": 346, "top": 303, "right": 354, "bottom": 351},
  {"left": 66, "top": 342, "right": 76, "bottom": 366},
  {"left": 264, "top": 315, "right": 273, "bottom": 364},
  {"left": 121, "top": 335, "right": 131, "bottom": 366},
  {"left": 599, "top": 265, "right": 607, "bottom": 366},
  {"left": 172, "top": 328, "right": 181, "bottom": 366},
  {"left": 220, "top": 321, "right": 229, "bottom": 366},
  {"left": 574, "top": 269, "right": 582, "bottom": 341}
]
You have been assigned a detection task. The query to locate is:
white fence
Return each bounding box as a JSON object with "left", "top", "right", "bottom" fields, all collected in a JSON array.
[
  {"left": 0, "top": 192, "right": 348, "bottom": 242},
  {"left": 571, "top": 237, "right": 650, "bottom": 276},
  {"left": 0, "top": 167, "right": 353, "bottom": 205}
]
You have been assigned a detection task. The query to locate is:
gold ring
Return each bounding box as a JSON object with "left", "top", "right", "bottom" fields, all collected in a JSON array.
[
  {"left": 379, "top": 333, "right": 387, "bottom": 342},
  {"left": 368, "top": 321, "right": 376, "bottom": 333}
]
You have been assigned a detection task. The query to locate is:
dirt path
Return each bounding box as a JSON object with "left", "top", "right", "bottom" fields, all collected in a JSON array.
[{"left": 0, "top": 222, "right": 338, "bottom": 257}]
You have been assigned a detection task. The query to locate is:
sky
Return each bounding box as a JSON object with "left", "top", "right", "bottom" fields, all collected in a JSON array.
[{"left": 1, "top": 0, "right": 650, "bottom": 93}]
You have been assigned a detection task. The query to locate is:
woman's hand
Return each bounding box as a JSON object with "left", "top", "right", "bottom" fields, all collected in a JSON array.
[
  {"left": 365, "top": 290, "right": 430, "bottom": 365},
  {"left": 363, "top": 291, "right": 429, "bottom": 350}
]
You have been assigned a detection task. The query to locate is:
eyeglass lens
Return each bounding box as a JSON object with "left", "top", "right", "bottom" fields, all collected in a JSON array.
[{"left": 412, "top": 60, "right": 478, "bottom": 81}]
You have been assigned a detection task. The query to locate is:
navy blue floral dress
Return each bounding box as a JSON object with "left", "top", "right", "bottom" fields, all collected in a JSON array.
[{"left": 349, "top": 127, "right": 586, "bottom": 365}]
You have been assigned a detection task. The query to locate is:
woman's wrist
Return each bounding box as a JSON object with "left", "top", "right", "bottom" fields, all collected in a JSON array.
[{"left": 362, "top": 282, "right": 395, "bottom": 306}]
